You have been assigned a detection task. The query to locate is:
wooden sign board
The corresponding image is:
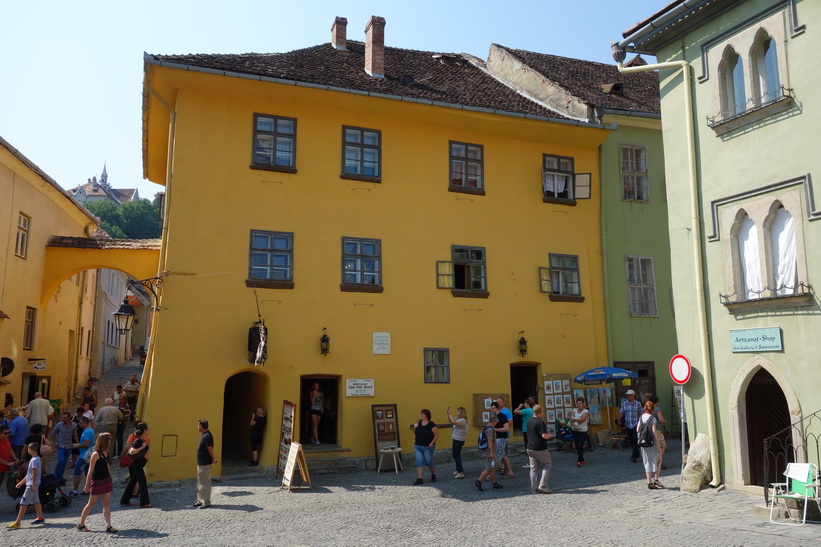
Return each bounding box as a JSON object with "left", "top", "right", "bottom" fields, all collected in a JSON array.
[
  {"left": 541, "top": 374, "right": 571, "bottom": 437},
  {"left": 281, "top": 441, "right": 311, "bottom": 491},
  {"left": 276, "top": 400, "right": 296, "bottom": 477},
  {"left": 471, "top": 393, "right": 510, "bottom": 428},
  {"left": 371, "top": 404, "right": 400, "bottom": 469}
]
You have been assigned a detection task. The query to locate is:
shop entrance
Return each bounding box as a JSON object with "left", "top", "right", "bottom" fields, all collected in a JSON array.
[
  {"left": 746, "top": 368, "right": 790, "bottom": 486},
  {"left": 300, "top": 376, "right": 339, "bottom": 448},
  {"left": 221, "top": 370, "right": 269, "bottom": 469},
  {"left": 509, "top": 364, "right": 538, "bottom": 433},
  {"left": 21, "top": 373, "right": 51, "bottom": 404}
]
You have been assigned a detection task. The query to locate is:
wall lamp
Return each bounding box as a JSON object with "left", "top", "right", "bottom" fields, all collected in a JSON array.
[
  {"left": 518, "top": 331, "right": 528, "bottom": 357},
  {"left": 114, "top": 277, "right": 163, "bottom": 336},
  {"left": 320, "top": 328, "right": 331, "bottom": 356}
]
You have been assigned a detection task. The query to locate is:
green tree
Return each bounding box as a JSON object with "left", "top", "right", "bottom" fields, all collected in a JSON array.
[{"left": 85, "top": 198, "right": 162, "bottom": 239}]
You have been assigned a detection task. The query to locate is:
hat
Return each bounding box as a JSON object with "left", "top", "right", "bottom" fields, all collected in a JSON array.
[{"left": 626, "top": 389, "right": 635, "bottom": 395}]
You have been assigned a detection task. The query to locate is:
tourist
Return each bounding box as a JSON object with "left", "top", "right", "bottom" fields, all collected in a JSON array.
[
  {"left": 120, "top": 422, "right": 151, "bottom": 508},
  {"left": 8, "top": 409, "right": 28, "bottom": 459},
  {"left": 70, "top": 417, "right": 95, "bottom": 497},
  {"left": 124, "top": 375, "right": 140, "bottom": 421},
  {"left": 411, "top": 409, "right": 438, "bottom": 485},
  {"left": 618, "top": 389, "right": 642, "bottom": 463},
  {"left": 514, "top": 397, "right": 535, "bottom": 468},
  {"left": 249, "top": 408, "right": 266, "bottom": 466},
  {"left": 638, "top": 400, "right": 661, "bottom": 489},
  {"left": 77, "top": 432, "right": 117, "bottom": 533},
  {"left": 115, "top": 395, "right": 131, "bottom": 457},
  {"left": 569, "top": 397, "right": 590, "bottom": 467},
  {"left": 475, "top": 414, "right": 502, "bottom": 492},
  {"left": 526, "top": 405, "right": 553, "bottom": 494},
  {"left": 6, "top": 442, "right": 45, "bottom": 529},
  {"left": 650, "top": 394, "right": 667, "bottom": 474},
  {"left": 194, "top": 419, "right": 216, "bottom": 508},
  {"left": 490, "top": 401, "right": 514, "bottom": 478},
  {"left": 308, "top": 382, "right": 323, "bottom": 445},
  {"left": 50, "top": 412, "right": 75, "bottom": 478},
  {"left": 24, "top": 392, "right": 53, "bottom": 436},
  {"left": 446, "top": 406, "right": 468, "bottom": 478}
]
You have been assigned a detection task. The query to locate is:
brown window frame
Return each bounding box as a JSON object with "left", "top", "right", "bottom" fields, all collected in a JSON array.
[{"left": 23, "top": 307, "right": 36, "bottom": 350}]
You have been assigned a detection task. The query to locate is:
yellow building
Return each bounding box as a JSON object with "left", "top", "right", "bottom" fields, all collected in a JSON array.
[
  {"left": 141, "top": 17, "right": 613, "bottom": 481},
  {"left": 0, "top": 136, "right": 101, "bottom": 408}
]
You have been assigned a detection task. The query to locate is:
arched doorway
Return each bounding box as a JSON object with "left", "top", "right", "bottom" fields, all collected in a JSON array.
[
  {"left": 745, "top": 368, "right": 791, "bottom": 486},
  {"left": 222, "top": 370, "right": 269, "bottom": 469}
]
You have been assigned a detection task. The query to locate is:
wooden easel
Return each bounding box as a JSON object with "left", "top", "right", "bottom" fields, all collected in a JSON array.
[{"left": 281, "top": 441, "right": 311, "bottom": 491}]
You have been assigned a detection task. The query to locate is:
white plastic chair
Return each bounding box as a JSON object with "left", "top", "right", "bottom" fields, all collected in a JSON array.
[{"left": 769, "top": 463, "right": 819, "bottom": 526}]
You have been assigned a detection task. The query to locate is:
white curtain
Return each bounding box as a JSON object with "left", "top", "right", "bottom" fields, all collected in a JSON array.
[
  {"left": 771, "top": 208, "right": 797, "bottom": 295},
  {"left": 739, "top": 216, "right": 762, "bottom": 299}
]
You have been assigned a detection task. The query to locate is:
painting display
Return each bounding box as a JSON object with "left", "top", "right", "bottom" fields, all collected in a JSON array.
[{"left": 371, "top": 403, "right": 400, "bottom": 469}]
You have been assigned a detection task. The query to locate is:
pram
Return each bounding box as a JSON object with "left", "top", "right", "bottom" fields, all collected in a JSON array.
[
  {"left": 555, "top": 421, "right": 595, "bottom": 453},
  {"left": 7, "top": 465, "right": 72, "bottom": 513}
]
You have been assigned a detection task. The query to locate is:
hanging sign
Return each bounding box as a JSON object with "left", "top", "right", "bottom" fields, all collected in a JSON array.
[{"left": 669, "top": 354, "right": 692, "bottom": 385}]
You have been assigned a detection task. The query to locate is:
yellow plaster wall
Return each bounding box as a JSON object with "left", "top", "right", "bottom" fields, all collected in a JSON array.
[{"left": 143, "top": 67, "right": 610, "bottom": 481}]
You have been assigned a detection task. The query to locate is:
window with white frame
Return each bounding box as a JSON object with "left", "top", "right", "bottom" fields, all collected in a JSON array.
[
  {"left": 23, "top": 307, "right": 36, "bottom": 350},
  {"left": 626, "top": 256, "right": 658, "bottom": 316},
  {"left": 15, "top": 213, "right": 30, "bottom": 258},
  {"left": 341, "top": 237, "right": 382, "bottom": 290},
  {"left": 423, "top": 348, "right": 450, "bottom": 383},
  {"left": 620, "top": 145, "right": 648, "bottom": 202}
]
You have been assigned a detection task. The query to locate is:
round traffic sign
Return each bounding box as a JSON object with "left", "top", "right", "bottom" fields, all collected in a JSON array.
[{"left": 669, "top": 354, "right": 691, "bottom": 385}]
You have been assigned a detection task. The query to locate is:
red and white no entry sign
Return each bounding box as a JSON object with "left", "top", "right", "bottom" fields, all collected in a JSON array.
[{"left": 669, "top": 354, "right": 692, "bottom": 385}]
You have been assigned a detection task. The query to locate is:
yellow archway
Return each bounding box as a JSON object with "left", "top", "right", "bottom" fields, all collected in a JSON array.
[{"left": 41, "top": 237, "right": 161, "bottom": 308}]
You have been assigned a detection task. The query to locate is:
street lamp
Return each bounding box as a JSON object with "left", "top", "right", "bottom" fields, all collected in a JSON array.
[
  {"left": 113, "top": 298, "right": 136, "bottom": 335},
  {"left": 518, "top": 331, "right": 528, "bottom": 357}
]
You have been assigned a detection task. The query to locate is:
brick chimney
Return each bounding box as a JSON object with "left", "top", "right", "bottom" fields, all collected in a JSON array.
[
  {"left": 331, "top": 16, "right": 347, "bottom": 50},
  {"left": 364, "top": 16, "right": 386, "bottom": 78}
]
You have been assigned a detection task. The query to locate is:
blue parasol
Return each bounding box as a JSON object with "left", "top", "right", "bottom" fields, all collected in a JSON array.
[{"left": 574, "top": 366, "right": 638, "bottom": 385}]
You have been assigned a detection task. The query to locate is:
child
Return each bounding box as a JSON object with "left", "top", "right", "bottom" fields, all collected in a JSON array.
[{"left": 6, "top": 442, "right": 45, "bottom": 528}]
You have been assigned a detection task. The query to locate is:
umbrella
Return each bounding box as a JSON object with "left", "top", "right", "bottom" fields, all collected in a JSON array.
[{"left": 573, "top": 366, "right": 638, "bottom": 428}]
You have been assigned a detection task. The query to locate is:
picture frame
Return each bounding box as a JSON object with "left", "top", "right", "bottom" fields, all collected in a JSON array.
[
  {"left": 482, "top": 411, "right": 490, "bottom": 423},
  {"left": 387, "top": 422, "right": 394, "bottom": 432},
  {"left": 375, "top": 410, "right": 383, "bottom": 419},
  {"left": 573, "top": 389, "right": 586, "bottom": 404},
  {"left": 554, "top": 395, "right": 563, "bottom": 407},
  {"left": 543, "top": 381, "right": 553, "bottom": 395},
  {"left": 546, "top": 410, "right": 556, "bottom": 423},
  {"left": 553, "top": 380, "right": 563, "bottom": 393},
  {"left": 587, "top": 388, "right": 601, "bottom": 406},
  {"left": 544, "top": 397, "right": 554, "bottom": 409},
  {"left": 484, "top": 398, "right": 493, "bottom": 409},
  {"left": 377, "top": 422, "right": 386, "bottom": 432},
  {"left": 562, "top": 379, "right": 571, "bottom": 392},
  {"left": 555, "top": 408, "right": 565, "bottom": 422},
  {"left": 563, "top": 394, "right": 572, "bottom": 407},
  {"left": 386, "top": 409, "right": 394, "bottom": 419}
]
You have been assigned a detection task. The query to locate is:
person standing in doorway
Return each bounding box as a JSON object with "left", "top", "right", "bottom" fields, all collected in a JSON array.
[
  {"left": 248, "top": 408, "right": 266, "bottom": 467},
  {"left": 308, "top": 383, "right": 323, "bottom": 445},
  {"left": 194, "top": 419, "right": 216, "bottom": 509},
  {"left": 526, "top": 405, "right": 553, "bottom": 494},
  {"left": 446, "top": 406, "right": 468, "bottom": 478},
  {"left": 618, "top": 390, "right": 643, "bottom": 463}
]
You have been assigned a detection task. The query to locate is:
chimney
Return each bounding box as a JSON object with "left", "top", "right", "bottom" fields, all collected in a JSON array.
[
  {"left": 331, "top": 16, "right": 347, "bottom": 50},
  {"left": 364, "top": 16, "right": 386, "bottom": 78}
]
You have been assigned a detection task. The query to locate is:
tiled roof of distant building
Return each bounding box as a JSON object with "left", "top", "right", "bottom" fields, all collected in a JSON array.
[
  {"left": 496, "top": 46, "right": 660, "bottom": 115},
  {"left": 148, "top": 41, "right": 580, "bottom": 122},
  {"left": 47, "top": 236, "right": 161, "bottom": 250}
]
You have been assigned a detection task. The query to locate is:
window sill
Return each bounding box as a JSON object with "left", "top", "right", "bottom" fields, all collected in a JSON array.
[
  {"left": 548, "top": 294, "right": 584, "bottom": 303},
  {"left": 245, "top": 279, "right": 295, "bottom": 289},
  {"left": 340, "top": 283, "right": 384, "bottom": 293},
  {"left": 708, "top": 95, "right": 793, "bottom": 136},
  {"left": 340, "top": 173, "right": 381, "bottom": 184},
  {"left": 249, "top": 164, "right": 297, "bottom": 174},
  {"left": 451, "top": 289, "right": 489, "bottom": 299},
  {"left": 543, "top": 196, "right": 577, "bottom": 207},
  {"left": 723, "top": 293, "right": 812, "bottom": 313},
  {"left": 448, "top": 186, "right": 485, "bottom": 196}
]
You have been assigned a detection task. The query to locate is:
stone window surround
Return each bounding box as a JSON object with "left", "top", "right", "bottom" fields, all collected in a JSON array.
[
  {"left": 720, "top": 187, "right": 810, "bottom": 309},
  {"left": 619, "top": 142, "right": 649, "bottom": 203}
]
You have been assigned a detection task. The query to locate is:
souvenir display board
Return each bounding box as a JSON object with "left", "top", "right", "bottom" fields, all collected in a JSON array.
[
  {"left": 281, "top": 441, "right": 311, "bottom": 491},
  {"left": 276, "top": 400, "right": 296, "bottom": 477},
  {"left": 371, "top": 404, "right": 400, "bottom": 468},
  {"left": 471, "top": 393, "right": 510, "bottom": 427},
  {"left": 542, "top": 374, "right": 571, "bottom": 437}
]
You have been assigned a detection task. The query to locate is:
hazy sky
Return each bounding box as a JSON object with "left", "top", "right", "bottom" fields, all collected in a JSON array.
[{"left": 1, "top": 1, "right": 665, "bottom": 200}]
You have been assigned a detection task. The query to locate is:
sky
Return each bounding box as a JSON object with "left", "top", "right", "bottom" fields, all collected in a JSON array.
[{"left": 1, "top": 1, "right": 667, "bottom": 201}]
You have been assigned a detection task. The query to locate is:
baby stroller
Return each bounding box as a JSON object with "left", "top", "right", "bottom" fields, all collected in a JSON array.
[
  {"left": 39, "top": 474, "right": 72, "bottom": 512},
  {"left": 555, "top": 421, "right": 575, "bottom": 451}
]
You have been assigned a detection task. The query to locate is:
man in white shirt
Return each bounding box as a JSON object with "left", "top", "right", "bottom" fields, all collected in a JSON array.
[{"left": 25, "top": 393, "right": 53, "bottom": 436}]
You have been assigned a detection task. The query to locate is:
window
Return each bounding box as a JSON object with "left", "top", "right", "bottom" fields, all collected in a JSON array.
[
  {"left": 626, "top": 256, "right": 658, "bottom": 316},
  {"left": 423, "top": 348, "right": 450, "bottom": 383},
  {"left": 342, "top": 126, "right": 381, "bottom": 181},
  {"left": 620, "top": 145, "right": 648, "bottom": 202},
  {"left": 539, "top": 254, "right": 582, "bottom": 302},
  {"left": 449, "top": 141, "right": 484, "bottom": 194},
  {"left": 722, "top": 48, "right": 747, "bottom": 117},
  {"left": 754, "top": 35, "right": 781, "bottom": 104},
  {"left": 542, "top": 155, "right": 591, "bottom": 204},
  {"left": 436, "top": 245, "right": 488, "bottom": 298},
  {"left": 15, "top": 213, "right": 30, "bottom": 258},
  {"left": 738, "top": 214, "right": 762, "bottom": 300},
  {"left": 252, "top": 114, "right": 296, "bottom": 171},
  {"left": 23, "top": 307, "right": 36, "bottom": 350},
  {"left": 770, "top": 207, "right": 797, "bottom": 295},
  {"left": 246, "top": 230, "right": 294, "bottom": 289},
  {"left": 341, "top": 237, "right": 382, "bottom": 292}
]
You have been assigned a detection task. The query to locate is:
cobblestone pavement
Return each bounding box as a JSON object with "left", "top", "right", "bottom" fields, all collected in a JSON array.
[{"left": 5, "top": 362, "right": 817, "bottom": 545}]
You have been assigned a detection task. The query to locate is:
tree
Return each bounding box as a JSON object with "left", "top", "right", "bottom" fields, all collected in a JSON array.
[{"left": 85, "top": 198, "right": 162, "bottom": 239}]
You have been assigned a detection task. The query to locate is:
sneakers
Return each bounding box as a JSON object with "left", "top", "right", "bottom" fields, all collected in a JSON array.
[
  {"left": 474, "top": 479, "right": 484, "bottom": 492},
  {"left": 31, "top": 518, "right": 45, "bottom": 525},
  {"left": 454, "top": 472, "right": 465, "bottom": 479},
  {"left": 413, "top": 478, "right": 423, "bottom": 485},
  {"left": 248, "top": 461, "right": 259, "bottom": 467},
  {"left": 533, "top": 488, "right": 550, "bottom": 494},
  {"left": 6, "top": 523, "right": 21, "bottom": 529},
  {"left": 192, "top": 502, "right": 203, "bottom": 507},
  {"left": 313, "top": 440, "right": 321, "bottom": 445},
  {"left": 430, "top": 474, "right": 436, "bottom": 483},
  {"left": 69, "top": 491, "right": 79, "bottom": 498},
  {"left": 522, "top": 464, "right": 531, "bottom": 469},
  {"left": 492, "top": 483, "right": 503, "bottom": 489}
]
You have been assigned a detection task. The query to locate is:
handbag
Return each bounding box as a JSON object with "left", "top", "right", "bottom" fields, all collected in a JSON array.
[{"left": 118, "top": 450, "right": 133, "bottom": 468}]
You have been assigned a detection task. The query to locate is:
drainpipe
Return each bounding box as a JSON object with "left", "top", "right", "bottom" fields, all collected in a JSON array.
[
  {"left": 614, "top": 52, "right": 721, "bottom": 487},
  {"left": 600, "top": 144, "right": 614, "bottom": 367}
]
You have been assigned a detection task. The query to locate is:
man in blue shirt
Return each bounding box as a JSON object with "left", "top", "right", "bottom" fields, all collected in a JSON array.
[
  {"left": 8, "top": 409, "right": 28, "bottom": 459},
  {"left": 618, "top": 390, "right": 643, "bottom": 462},
  {"left": 49, "top": 412, "right": 76, "bottom": 478},
  {"left": 70, "top": 417, "right": 94, "bottom": 497}
]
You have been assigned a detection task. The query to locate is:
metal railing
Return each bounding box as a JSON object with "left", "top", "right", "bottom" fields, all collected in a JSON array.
[{"left": 762, "top": 408, "right": 821, "bottom": 504}]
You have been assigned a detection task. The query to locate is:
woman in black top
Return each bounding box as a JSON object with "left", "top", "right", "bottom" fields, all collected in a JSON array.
[
  {"left": 410, "top": 409, "right": 438, "bottom": 485},
  {"left": 77, "top": 432, "right": 117, "bottom": 533},
  {"left": 249, "top": 408, "right": 266, "bottom": 467},
  {"left": 120, "top": 422, "right": 151, "bottom": 507}
]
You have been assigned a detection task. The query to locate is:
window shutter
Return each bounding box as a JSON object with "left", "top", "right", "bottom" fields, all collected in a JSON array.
[
  {"left": 436, "top": 261, "right": 454, "bottom": 289},
  {"left": 538, "top": 267, "right": 552, "bottom": 293},
  {"left": 574, "top": 173, "right": 592, "bottom": 199}
]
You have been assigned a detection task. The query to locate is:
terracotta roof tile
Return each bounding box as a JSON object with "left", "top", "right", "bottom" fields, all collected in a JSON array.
[
  {"left": 150, "top": 41, "right": 575, "bottom": 121},
  {"left": 497, "top": 46, "right": 660, "bottom": 115}
]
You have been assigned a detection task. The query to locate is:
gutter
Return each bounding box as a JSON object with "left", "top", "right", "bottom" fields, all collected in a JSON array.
[
  {"left": 613, "top": 38, "right": 721, "bottom": 486},
  {"left": 616, "top": 0, "right": 716, "bottom": 55},
  {"left": 142, "top": 53, "right": 615, "bottom": 132}
]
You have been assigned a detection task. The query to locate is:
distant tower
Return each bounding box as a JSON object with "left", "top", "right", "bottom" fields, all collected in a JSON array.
[{"left": 100, "top": 162, "right": 109, "bottom": 188}]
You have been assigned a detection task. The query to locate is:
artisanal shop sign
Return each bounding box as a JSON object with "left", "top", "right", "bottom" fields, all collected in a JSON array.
[
  {"left": 729, "top": 327, "right": 782, "bottom": 353},
  {"left": 346, "top": 378, "right": 375, "bottom": 397},
  {"left": 372, "top": 332, "right": 391, "bottom": 354}
]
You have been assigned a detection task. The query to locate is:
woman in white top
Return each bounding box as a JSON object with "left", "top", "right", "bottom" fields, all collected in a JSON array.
[
  {"left": 569, "top": 397, "right": 589, "bottom": 467},
  {"left": 638, "top": 400, "right": 661, "bottom": 489},
  {"left": 446, "top": 406, "right": 468, "bottom": 478}
]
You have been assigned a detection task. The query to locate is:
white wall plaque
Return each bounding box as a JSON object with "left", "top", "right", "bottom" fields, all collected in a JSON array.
[
  {"left": 372, "top": 332, "right": 391, "bottom": 354},
  {"left": 346, "top": 378, "right": 375, "bottom": 397}
]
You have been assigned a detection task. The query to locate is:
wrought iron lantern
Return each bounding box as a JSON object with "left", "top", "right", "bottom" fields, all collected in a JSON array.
[
  {"left": 113, "top": 298, "right": 136, "bottom": 335},
  {"left": 320, "top": 328, "right": 331, "bottom": 356},
  {"left": 518, "top": 331, "right": 528, "bottom": 357}
]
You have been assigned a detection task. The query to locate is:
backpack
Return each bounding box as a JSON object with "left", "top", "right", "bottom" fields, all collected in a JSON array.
[
  {"left": 637, "top": 417, "right": 655, "bottom": 448},
  {"left": 478, "top": 425, "right": 493, "bottom": 450}
]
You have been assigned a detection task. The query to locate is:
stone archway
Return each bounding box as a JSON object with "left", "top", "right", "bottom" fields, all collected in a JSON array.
[{"left": 728, "top": 355, "right": 801, "bottom": 490}]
